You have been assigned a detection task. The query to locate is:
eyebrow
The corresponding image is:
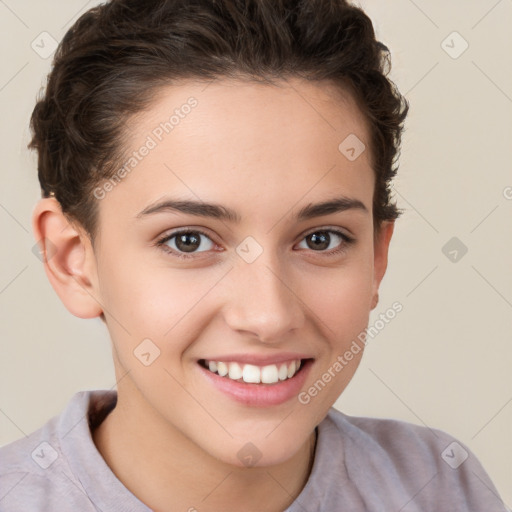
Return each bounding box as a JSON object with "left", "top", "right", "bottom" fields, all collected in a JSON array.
[{"left": 136, "top": 195, "right": 368, "bottom": 222}]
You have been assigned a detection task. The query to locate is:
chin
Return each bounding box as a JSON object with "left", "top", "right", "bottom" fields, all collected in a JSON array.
[{"left": 207, "top": 430, "right": 312, "bottom": 470}]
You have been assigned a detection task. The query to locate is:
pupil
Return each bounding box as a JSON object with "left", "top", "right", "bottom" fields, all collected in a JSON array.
[
  {"left": 177, "top": 232, "right": 200, "bottom": 253},
  {"left": 309, "top": 232, "right": 329, "bottom": 250}
]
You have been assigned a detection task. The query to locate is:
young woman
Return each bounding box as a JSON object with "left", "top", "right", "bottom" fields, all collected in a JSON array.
[{"left": 0, "top": 0, "right": 507, "bottom": 510}]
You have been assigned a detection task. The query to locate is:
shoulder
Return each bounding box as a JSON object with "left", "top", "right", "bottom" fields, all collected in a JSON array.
[
  {"left": 0, "top": 404, "right": 68, "bottom": 486},
  {"left": 317, "top": 408, "right": 507, "bottom": 511},
  {"left": 328, "top": 407, "right": 455, "bottom": 465},
  {"left": 0, "top": 390, "right": 93, "bottom": 473},
  {"left": 0, "top": 390, "right": 114, "bottom": 511}
]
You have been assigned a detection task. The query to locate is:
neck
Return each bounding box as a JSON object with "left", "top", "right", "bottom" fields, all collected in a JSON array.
[{"left": 92, "top": 385, "right": 317, "bottom": 512}]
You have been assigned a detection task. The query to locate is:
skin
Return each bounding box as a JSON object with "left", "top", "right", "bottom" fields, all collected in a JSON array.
[{"left": 33, "top": 76, "right": 394, "bottom": 512}]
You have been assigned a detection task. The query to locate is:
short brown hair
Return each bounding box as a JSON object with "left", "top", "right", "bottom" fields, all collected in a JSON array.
[{"left": 28, "top": 0, "right": 408, "bottom": 239}]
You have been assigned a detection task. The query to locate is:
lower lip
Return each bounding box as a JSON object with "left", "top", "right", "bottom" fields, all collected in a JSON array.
[{"left": 198, "top": 360, "right": 313, "bottom": 407}]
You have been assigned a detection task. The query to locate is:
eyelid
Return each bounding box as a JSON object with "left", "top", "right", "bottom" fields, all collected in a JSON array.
[
  {"left": 157, "top": 227, "right": 215, "bottom": 243},
  {"left": 300, "top": 225, "right": 354, "bottom": 241}
]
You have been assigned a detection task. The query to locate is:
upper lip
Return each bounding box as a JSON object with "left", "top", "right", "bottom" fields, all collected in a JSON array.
[{"left": 199, "top": 353, "right": 313, "bottom": 366}]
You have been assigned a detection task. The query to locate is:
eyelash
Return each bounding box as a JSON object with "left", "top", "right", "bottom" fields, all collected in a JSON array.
[{"left": 155, "top": 228, "right": 355, "bottom": 260}]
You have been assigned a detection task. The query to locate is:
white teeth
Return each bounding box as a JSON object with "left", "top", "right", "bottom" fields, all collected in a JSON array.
[
  {"left": 204, "top": 359, "right": 303, "bottom": 384},
  {"left": 261, "top": 364, "right": 279, "bottom": 384},
  {"left": 242, "top": 364, "right": 261, "bottom": 383},
  {"left": 287, "top": 360, "right": 296, "bottom": 379},
  {"left": 217, "top": 361, "right": 228, "bottom": 377},
  {"left": 228, "top": 362, "right": 243, "bottom": 380}
]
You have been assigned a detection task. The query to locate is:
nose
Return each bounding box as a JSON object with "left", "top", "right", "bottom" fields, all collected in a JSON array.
[{"left": 222, "top": 252, "right": 305, "bottom": 344}]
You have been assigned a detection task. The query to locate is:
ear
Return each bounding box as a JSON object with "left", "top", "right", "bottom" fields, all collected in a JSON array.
[
  {"left": 31, "top": 197, "right": 103, "bottom": 319},
  {"left": 370, "top": 221, "right": 394, "bottom": 310}
]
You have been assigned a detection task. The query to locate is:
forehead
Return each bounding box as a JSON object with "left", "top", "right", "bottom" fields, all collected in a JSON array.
[{"left": 99, "top": 77, "right": 374, "bottom": 223}]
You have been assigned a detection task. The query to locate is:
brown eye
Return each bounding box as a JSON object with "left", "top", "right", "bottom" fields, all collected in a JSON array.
[
  {"left": 306, "top": 231, "right": 331, "bottom": 250},
  {"left": 297, "top": 229, "right": 353, "bottom": 253},
  {"left": 159, "top": 230, "right": 215, "bottom": 256},
  {"left": 175, "top": 232, "right": 201, "bottom": 253}
]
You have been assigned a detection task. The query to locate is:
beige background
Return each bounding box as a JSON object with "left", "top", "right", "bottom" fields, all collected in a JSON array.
[{"left": 0, "top": 0, "right": 510, "bottom": 506}]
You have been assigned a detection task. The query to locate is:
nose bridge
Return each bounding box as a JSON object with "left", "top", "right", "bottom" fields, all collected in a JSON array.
[{"left": 223, "top": 246, "right": 305, "bottom": 342}]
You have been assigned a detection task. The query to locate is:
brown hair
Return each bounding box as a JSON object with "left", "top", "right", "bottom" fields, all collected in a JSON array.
[{"left": 28, "top": 0, "right": 408, "bottom": 240}]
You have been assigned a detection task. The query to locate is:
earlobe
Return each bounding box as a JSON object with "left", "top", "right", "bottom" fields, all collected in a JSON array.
[
  {"left": 32, "top": 197, "right": 103, "bottom": 319},
  {"left": 371, "top": 221, "right": 394, "bottom": 310}
]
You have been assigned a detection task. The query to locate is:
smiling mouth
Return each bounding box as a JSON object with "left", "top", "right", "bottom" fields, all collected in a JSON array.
[{"left": 198, "top": 359, "right": 309, "bottom": 385}]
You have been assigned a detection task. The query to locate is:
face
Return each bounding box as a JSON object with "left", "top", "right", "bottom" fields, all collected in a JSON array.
[{"left": 88, "top": 77, "right": 391, "bottom": 467}]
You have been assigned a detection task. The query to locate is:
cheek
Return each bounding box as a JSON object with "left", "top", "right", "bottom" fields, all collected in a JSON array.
[
  {"left": 99, "top": 250, "right": 212, "bottom": 332},
  {"left": 307, "top": 254, "right": 375, "bottom": 335},
  {"left": 98, "top": 255, "right": 230, "bottom": 378},
  {"left": 300, "top": 250, "right": 374, "bottom": 403}
]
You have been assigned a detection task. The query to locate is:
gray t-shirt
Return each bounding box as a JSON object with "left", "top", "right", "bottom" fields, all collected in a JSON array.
[{"left": 0, "top": 390, "right": 507, "bottom": 511}]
